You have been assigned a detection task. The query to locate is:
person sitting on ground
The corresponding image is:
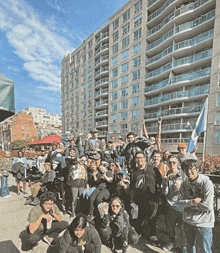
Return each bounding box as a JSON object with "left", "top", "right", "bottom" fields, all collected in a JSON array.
[
  {"left": 99, "top": 196, "right": 139, "bottom": 253},
  {"left": 88, "top": 162, "right": 113, "bottom": 220},
  {"left": 28, "top": 162, "right": 56, "bottom": 205},
  {"left": 12, "top": 150, "right": 28, "bottom": 195},
  {"left": 25, "top": 191, "right": 68, "bottom": 250},
  {"left": 0, "top": 151, "right": 12, "bottom": 198},
  {"left": 161, "top": 155, "right": 186, "bottom": 252},
  {"left": 47, "top": 214, "right": 102, "bottom": 253}
]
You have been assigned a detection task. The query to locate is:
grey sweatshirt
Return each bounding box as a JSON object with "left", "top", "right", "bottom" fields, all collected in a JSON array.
[{"left": 178, "top": 174, "right": 215, "bottom": 228}]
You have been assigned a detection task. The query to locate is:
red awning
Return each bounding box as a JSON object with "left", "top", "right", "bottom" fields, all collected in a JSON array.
[{"left": 28, "top": 135, "right": 61, "bottom": 145}]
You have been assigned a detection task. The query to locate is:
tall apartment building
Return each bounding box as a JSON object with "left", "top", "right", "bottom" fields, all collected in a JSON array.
[{"left": 61, "top": 0, "right": 220, "bottom": 155}]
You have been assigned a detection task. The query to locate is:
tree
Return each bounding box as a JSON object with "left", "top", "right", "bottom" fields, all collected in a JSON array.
[{"left": 10, "top": 139, "right": 28, "bottom": 150}]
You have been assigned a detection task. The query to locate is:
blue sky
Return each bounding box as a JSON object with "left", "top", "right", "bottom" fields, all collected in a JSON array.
[{"left": 0, "top": 0, "right": 128, "bottom": 115}]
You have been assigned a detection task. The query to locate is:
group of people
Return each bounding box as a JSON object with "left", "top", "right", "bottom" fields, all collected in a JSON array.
[{"left": 0, "top": 126, "right": 215, "bottom": 253}]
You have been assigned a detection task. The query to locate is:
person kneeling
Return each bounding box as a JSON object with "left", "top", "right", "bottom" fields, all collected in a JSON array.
[
  {"left": 99, "top": 196, "right": 139, "bottom": 253},
  {"left": 25, "top": 191, "right": 68, "bottom": 249},
  {"left": 47, "top": 214, "right": 102, "bottom": 253}
]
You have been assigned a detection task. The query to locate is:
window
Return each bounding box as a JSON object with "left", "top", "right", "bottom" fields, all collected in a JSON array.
[
  {"left": 76, "top": 60, "right": 80, "bottom": 67},
  {"left": 75, "top": 87, "right": 79, "bottom": 93},
  {"left": 131, "top": 96, "right": 140, "bottom": 107},
  {"left": 121, "top": 99, "right": 128, "bottom": 109},
  {"left": 112, "top": 79, "right": 118, "bottom": 89},
  {"left": 82, "top": 54, "right": 86, "bottom": 63},
  {"left": 121, "top": 62, "right": 129, "bottom": 73},
  {"left": 76, "top": 51, "right": 80, "bottom": 59},
  {"left": 83, "top": 102, "right": 86, "bottom": 109},
  {"left": 88, "top": 39, "right": 92, "bottom": 49},
  {"left": 75, "top": 69, "right": 79, "bottom": 77},
  {"left": 132, "top": 109, "right": 139, "bottom": 119},
  {"left": 121, "top": 49, "right": 129, "bottom": 60},
  {"left": 88, "top": 60, "right": 92, "bottom": 68},
  {"left": 111, "top": 91, "right": 118, "bottom": 100},
  {"left": 82, "top": 65, "right": 86, "bottom": 72},
  {"left": 88, "top": 90, "right": 92, "bottom": 98},
  {"left": 121, "top": 112, "right": 128, "bottom": 121},
  {"left": 216, "top": 112, "right": 220, "bottom": 124},
  {"left": 112, "top": 56, "right": 118, "bottom": 66},
  {"left": 132, "top": 83, "right": 140, "bottom": 93},
  {"left": 88, "top": 80, "right": 92, "bottom": 88},
  {"left": 111, "top": 114, "right": 118, "bottom": 122},
  {"left": 213, "top": 129, "right": 220, "bottom": 143},
  {"left": 131, "top": 122, "right": 138, "bottom": 131},
  {"left": 132, "top": 70, "right": 140, "bottom": 81},
  {"left": 112, "top": 67, "right": 118, "bottom": 77},
  {"left": 123, "top": 9, "right": 130, "bottom": 22},
  {"left": 111, "top": 125, "right": 117, "bottom": 133},
  {"left": 88, "top": 110, "right": 92, "bottom": 117},
  {"left": 112, "top": 43, "right": 118, "bottom": 54},
  {"left": 121, "top": 75, "right": 129, "bottom": 85},
  {"left": 88, "top": 70, "right": 92, "bottom": 78},
  {"left": 121, "top": 123, "right": 127, "bottom": 132},
  {"left": 132, "top": 56, "right": 141, "bottom": 67},
  {"left": 88, "top": 101, "right": 92, "bottom": 107},
  {"left": 122, "top": 36, "right": 129, "bottom": 49},
  {"left": 134, "top": 0, "right": 142, "bottom": 13},
  {"left": 111, "top": 103, "right": 118, "bottom": 112},
  {"left": 75, "top": 79, "right": 79, "bottom": 85},
  {"left": 88, "top": 119, "right": 92, "bottom": 125},
  {"left": 134, "top": 28, "right": 142, "bottom": 41},
  {"left": 122, "top": 23, "right": 130, "bottom": 35},
  {"left": 113, "top": 18, "right": 119, "bottom": 30},
  {"left": 133, "top": 42, "right": 141, "bottom": 55},
  {"left": 82, "top": 93, "right": 86, "bottom": 99},
  {"left": 121, "top": 87, "right": 128, "bottom": 97},
  {"left": 88, "top": 50, "right": 92, "bottom": 59},
  {"left": 82, "top": 83, "right": 86, "bottom": 91},
  {"left": 216, "top": 94, "right": 220, "bottom": 107},
  {"left": 82, "top": 111, "right": 86, "bottom": 118},
  {"left": 82, "top": 74, "right": 86, "bottom": 82},
  {"left": 134, "top": 14, "right": 142, "bottom": 27},
  {"left": 113, "top": 31, "right": 119, "bottom": 43}
]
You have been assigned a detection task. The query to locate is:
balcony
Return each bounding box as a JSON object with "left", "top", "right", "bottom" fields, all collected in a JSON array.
[
  {"left": 161, "top": 137, "right": 204, "bottom": 144},
  {"left": 146, "top": 10, "right": 215, "bottom": 53},
  {"left": 95, "top": 110, "right": 108, "bottom": 118},
  {"left": 96, "top": 120, "right": 108, "bottom": 127},
  {"left": 95, "top": 99, "right": 108, "bottom": 109},
  {"left": 95, "top": 77, "right": 109, "bottom": 88},
  {"left": 147, "top": 0, "right": 214, "bottom": 39},
  {"left": 96, "top": 32, "right": 109, "bottom": 45},
  {"left": 95, "top": 44, "right": 109, "bottom": 57},
  {"left": 95, "top": 55, "right": 109, "bottom": 67},
  {"left": 144, "top": 84, "right": 209, "bottom": 107},
  {"left": 145, "top": 67, "right": 211, "bottom": 93},
  {"left": 144, "top": 104, "right": 203, "bottom": 121},
  {"left": 95, "top": 66, "right": 109, "bottom": 78},
  {"left": 145, "top": 49, "right": 212, "bottom": 80},
  {"left": 99, "top": 131, "right": 108, "bottom": 137},
  {"left": 146, "top": 29, "right": 213, "bottom": 66},
  {"left": 95, "top": 88, "right": 109, "bottom": 98},
  {"left": 147, "top": 122, "right": 196, "bottom": 133}
]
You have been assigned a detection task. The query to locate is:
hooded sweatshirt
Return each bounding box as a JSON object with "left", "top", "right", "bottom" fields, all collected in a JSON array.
[{"left": 178, "top": 174, "right": 214, "bottom": 228}]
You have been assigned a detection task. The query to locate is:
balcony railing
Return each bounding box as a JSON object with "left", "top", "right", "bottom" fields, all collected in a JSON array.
[
  {"left": 145, "top": 67, "right": 211, "bottom": 93},
  {"left": 144, "top": 104, "right": 203, "bottom": 120},
  {"left": 95, "top": 67, "right": 109, "bottom": 77},
  {"left": 161, "top": 137, "right": 204, "bottom": 144},
  {"left": 95, "top": 99, "right": 108, "bottom": 107},
  {"left": 95, "top": 77, "right": 109, "bottom": 87},
  {"left": 147, "top": 122, "right": 196, "bottom": 133},
  {"left": 95, "top": 44, "right": 109, "bottom": 56},
  {"left": 96, "top": 120, "right": 108, "bottom": 126},
  {"left": 95, "top": 88, "right": 109, "bottom": 97},
  {"left": 146, "top": 10, "right": 215, "bottom": 51},
  {"left": 147, "top": 30, "right": 214, "bottom": 65},
  {"left": 146, "top": 49, "right": 212, "bottom": 79},
  {"left": 147, "top": 0, "right": 213, "bottom": 37},
  {"left": 148, "top": 0, "right": 211, "bottom": 23},
  {"left": 96, "top": 32, "right": 109, "bottom": 44},
  {"left": 148, "top": 0, "right": 159, "bottom": 7},
  {"left": 95, "top": 55, "right": 109, "bottom": 66},
  {"left": 95, "top": 110, "right": 108, "bottom": 117},
  {"left": 144, "top": 84, "right": 209, "bottom": 107},
  {"left": 99, "top": 131, "right": 108, "bottom": 136}
]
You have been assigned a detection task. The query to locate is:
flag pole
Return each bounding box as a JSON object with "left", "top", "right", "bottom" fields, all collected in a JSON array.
[{"left": 202, "top": 130, "right": 206, "bottom": 162}]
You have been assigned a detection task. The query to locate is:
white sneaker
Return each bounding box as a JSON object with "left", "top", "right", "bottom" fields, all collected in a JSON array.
[{"left": 2, "top": 195, "right": 11, "bottom": 198}]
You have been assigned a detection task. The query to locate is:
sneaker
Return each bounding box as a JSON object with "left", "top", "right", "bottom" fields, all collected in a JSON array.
[
  {"left": 42, "top": 235, "right": 55, "bottom": 246},
  {"left": 23, "top": 191, "right": 28, "bottom": 195},
  {"left": 17, "top": 191, "right": 21, "bottom": 195},
  {"left": 2, "top": 195, "right": 11, "bottom": 198},
  {"left": 150, "top": 236, "right": 160, "bottom": 247},
  {"left": 163, "top": 242, "right": 175, "bottom": 251}
]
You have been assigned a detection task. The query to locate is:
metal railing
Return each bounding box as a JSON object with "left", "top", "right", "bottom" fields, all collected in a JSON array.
[
  {"left": 95, "top": 77, "right": 109, "bottom": 87},
  {"left": 95, "top": 110, "right": 108, "bottom": 117},
  {"left": 95, "top": 88, "right": 109, "bottom": 97},
  {"left": 95, "top": 99, "right": 108, "bottom": 107},
  {"left": 96, "top": 32, "right": 109, "bottom": 44},
  {"left": 95, "top": 55, "right": 109, "bottom": 66},
  {"left": 95, "top": 44, "right": 109, "bottom": 56},
  {"left": 95, "top": 67, "right": 109, "bottom": 77}
]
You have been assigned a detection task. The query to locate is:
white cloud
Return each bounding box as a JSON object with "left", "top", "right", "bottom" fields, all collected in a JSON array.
[{"left": 0, "top": 0, "right": 73, "bottom": 92}]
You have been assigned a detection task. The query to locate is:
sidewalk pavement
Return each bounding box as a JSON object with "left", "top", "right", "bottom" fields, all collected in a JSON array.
[{"left": 0, "top": 175, "right": 219, "bottom": 253}]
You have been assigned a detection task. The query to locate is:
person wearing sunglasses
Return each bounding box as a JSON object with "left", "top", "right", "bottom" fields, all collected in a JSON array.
[
  {"left": 99, "top": 196, "right": 139, "bottom": 253},
  {"left": 161, "top": 156, "right": 186, "bottom": 252},
  {"left": 178, "top": 160, "right": 214, "bottom": 253}
]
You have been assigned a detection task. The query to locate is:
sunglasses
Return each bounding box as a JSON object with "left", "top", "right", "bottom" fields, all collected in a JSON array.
[
  {"left": 112, "top": 205, "right": 120, "bottom": 208},
  {"left": 169, "top": 161, "right": 177, "bottom": 164}
]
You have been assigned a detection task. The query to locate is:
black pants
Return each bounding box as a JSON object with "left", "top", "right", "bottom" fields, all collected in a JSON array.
[
  {"left": 26, "top": 220, "right": 68, "bottom": 246},
  {"left": 89, "top": 187, "right": 110, "bottom": 215}
]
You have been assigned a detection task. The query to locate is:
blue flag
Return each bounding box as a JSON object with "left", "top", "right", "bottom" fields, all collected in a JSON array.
[{"left": 187, "top": 99, "right": 208, "bottom": 153}]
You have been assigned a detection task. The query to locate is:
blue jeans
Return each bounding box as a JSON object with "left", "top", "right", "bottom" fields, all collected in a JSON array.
[
  {"left": 184, "top": 222, "right": 213, "bottom": 253},
  {"left": 1, "top": 176, "right": 10, "bottom": 197}
]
